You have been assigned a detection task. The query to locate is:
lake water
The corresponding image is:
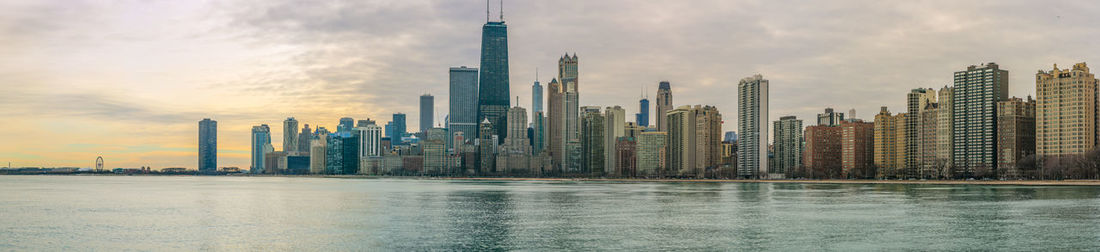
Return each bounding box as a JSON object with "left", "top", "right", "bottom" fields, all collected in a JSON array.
[{"left": 0, "top": 176, "right": 1098, "bottom": 251}]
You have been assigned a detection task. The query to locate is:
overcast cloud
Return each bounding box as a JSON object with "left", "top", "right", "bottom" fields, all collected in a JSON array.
[{"left": 1, "top": 0, "right": 1098, "bottom": 169}]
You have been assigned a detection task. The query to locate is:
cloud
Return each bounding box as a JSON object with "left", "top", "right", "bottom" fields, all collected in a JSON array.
[{"left": 3, "top": 0, "right": 1100, "bottom": 168}]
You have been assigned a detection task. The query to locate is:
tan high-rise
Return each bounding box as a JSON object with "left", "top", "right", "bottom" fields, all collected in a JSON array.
[{"left": 1036, "top": 63, "right": 1098, "bottom": 157}]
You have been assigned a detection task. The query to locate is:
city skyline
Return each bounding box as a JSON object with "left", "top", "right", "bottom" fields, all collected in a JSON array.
[{"left": 3, "top": 1, "right": 1100, "bottom": 169}]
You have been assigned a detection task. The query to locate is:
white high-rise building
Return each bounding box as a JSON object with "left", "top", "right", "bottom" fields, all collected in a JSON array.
[
  {"left": 738, "top": 74, "right": 769, "bottom": 179},
  {"left": 357, "top": 124, "right": 383, "bottom": 158},
  {"left": 603, "top": 106, "right": 626, "bottom": 174}
]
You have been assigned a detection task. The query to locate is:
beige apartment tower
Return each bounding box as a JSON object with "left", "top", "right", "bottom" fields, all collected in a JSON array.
[{"left": 1036, "top": 63, "right": 1098, "bottom": 158}]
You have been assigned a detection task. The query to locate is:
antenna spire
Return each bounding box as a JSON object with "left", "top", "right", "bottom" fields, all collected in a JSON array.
[
  {"left": 499, "top": 0, "right": 504, "bottom": 21},
  {"left": 486, "top": 0, "right": 490, "bottom": 22},
  {"left": 535, "top": 67, "right": 539, "bottom": 81}
]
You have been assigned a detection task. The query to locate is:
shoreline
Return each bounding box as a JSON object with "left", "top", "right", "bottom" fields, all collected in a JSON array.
[{"left": 5, "top": 174, "right": 1100, "bottom": 186}]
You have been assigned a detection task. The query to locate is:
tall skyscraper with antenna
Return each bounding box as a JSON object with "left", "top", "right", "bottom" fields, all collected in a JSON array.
[{"left": 477, "top": 0, "right": 510, "bottom": 143}]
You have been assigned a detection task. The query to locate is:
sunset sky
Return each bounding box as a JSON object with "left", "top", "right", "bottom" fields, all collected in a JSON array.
[{"left": 2, "top": 0, "right": 1098, "bottom": 169}]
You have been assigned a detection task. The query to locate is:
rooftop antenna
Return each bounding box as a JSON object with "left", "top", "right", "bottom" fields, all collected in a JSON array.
[
  {"left": 535, "top": 67, "right": 539, "bottom": 81},
  {"left": 499, "top": 0, "right": 504, "bottom": 22},
  {"left": 486, "top": 0, "right": 490, "bottom": 22}
]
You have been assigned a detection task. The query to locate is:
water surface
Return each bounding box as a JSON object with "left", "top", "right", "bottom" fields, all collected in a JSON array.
[{"left": 1, "top": 176, "right": 1098, "bottom": 250}]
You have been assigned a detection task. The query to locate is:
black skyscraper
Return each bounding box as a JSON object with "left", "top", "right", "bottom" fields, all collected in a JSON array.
[{"left": 477, "top": 13, "right": 509, "bottom": 143}]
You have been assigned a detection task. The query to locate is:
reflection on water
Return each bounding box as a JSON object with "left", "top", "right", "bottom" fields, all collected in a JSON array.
[{"left": 0, "top": 177, "right": 1098, "bottom": 250}]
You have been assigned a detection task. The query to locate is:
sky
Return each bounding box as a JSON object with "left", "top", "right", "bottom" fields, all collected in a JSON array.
[{"left": 1, "top": 0, "right": 1099, "bottom": 169}]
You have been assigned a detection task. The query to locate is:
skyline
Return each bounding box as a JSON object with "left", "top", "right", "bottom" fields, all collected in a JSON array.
[{"left": 3, "top": 1, "right": 1100, "bottom": 169}]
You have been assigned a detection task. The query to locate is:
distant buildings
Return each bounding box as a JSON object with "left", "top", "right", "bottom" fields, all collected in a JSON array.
[
  {"left": 666, "top": 105, "right": 721, "bottom": 178},
  {"left": 637, "top": 96, "right": 650, "bottom": 127},
  {"left": 392, "top": 113, "right": 407, "bottom": 145},
  {"left": 738, "top": 74, "right": 768, "bottom": 179},
  {"left": 198, "top": 118, "right": 217, "bottom": 174},
  {"left": 498, "top": 106, "right": 531, "bottom": 174}
]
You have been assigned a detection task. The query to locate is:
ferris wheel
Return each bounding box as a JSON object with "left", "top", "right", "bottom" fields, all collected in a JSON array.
[{"left": 95, "top": 156, "right": 104, "bottom": 172}]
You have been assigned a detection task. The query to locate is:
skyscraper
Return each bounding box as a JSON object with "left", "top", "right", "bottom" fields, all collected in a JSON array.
[
  {"left": 773, "top": 116, "right": 802, "bottom": 178},
  {"left": 498, "top": 106, "right": 531, "bottom": 174},
  {"left": 906, "top": 88, "right": 936, "bottom": 178},
  {"left": 449, "top": 66, "right": 479, "bottom": 149},
  {"left": 477, "top": 11, "right": 510, "bottom": 143},
  {"left": 580, "top": 106, "right": 605, "bottom": 176},
  {"left": 546, "top": 78, "right": 565, "bottom": 169},
  {"left": 250, "top": 124, "right": 271, "bottom": 174},
  {"left": 816, "top": 108, "right": 845, "bottom": 126},
  {"left": 1036, "top": 63, "right": 1097, "bottom": 158},
  {"left": 953, "top": 63, "right": 1008, "bottom": 177},
  {"left": 359, "top": 124, "right": 383, "bottom": 158},
  {"left": 603, "top": 106, "right": 626, "bottom": 174},
  {"left": 560, "top": 54, "right": 580, "bottom": 155},
  {"left": 804, "top": 125, "right": 841, "bottom": 178},
  {"left": 338, "top": 117, "right": 354, "bottom": 134},
  {"left": 297, "top": 124, "right": 312, "bottom": 155},
  {"left": 532, "top": 74, "right": 543, "bottom": 114},
  {"left": 392, "top": 113, "right": 407, "bottom": 145},
  {"left": 738, "top": 74, "right": 769, "bottom": 179},
  {"left": 283, "top": 117, "right": 299, "bottom": 153},
  {"left": 656, "top": 81, "right": 672, "bottom": 132},
  {"left": 636, "top": 132, "right": 667, "bottom": 177},
  {"left": 198, "top": 118, "right": 217, "bottom": 173},
  {"left": 420, "top": 94, "right": 434, "bottom": 133},
  {"left": 477, "top": 119, "right": 495, "bottom": 174},
  {"left": 637, "top": 96, "right": 650, "bottom": 127},
  {"left": 873, "top": 107, "right": 900, "bottom": 178}
]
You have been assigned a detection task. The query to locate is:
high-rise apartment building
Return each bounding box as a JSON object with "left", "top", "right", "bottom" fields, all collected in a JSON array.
[
  {"left": 198, "top": 118, "right": 217, "bottom": 173},
  {"left": 953, "top": 63, "right": 1009, "bottom": 177},
  {"left": 424, "top": 127, "right": 448, "bottom": 174},
  {"left": 251, "top": 124, "right": 271, "bottom": 174},
  {"left": 841, "top": 121, "right": 874, "bottom": 178},
  {"left": 477, "top": 16, "right": 510, "bottom": 143},
  {"left": 666, "top": 106, "right": 695, "bottom": 177},
  {"left": 283, "top": 117, "right": 299, "bottom": 153},
  {"left": 738, "top": 74, "right": 769, "bottom": 179},
  {"left": 449, "top": 66, "right": 479, "bottom": 148},
  {"left": 997, "top": 96, "right": 1036, "bottom": 179},
  {"left": 1036, "top": 63, "right": 1098, "bottom": 158},
  {"left": 477, "top": 119, "right": 496, "bottom": 174},
  {"left": 580, "top": 106, "right": 605, "bottom": 176},
  {"left": 873, "top": 107, "right": 899, "bottom": 178},
  {"left": 694, "top": 105, "right": 722, "bottom": 177},
  {"left": 773, "top": 116, "right": 802, "bottom": 178},
  {"left": 936, "top": 87, "right": 954, "bottom": 173},
  {"left": 604, "top": 106, "right": 626, "bottom": 174},
  {"left": 636, "top": 132, "right": 667, "bottom": 177},
  {"left": 656, "top": 81, "right": 672, "bottom": 131},
  {"left": 560, "top": 55, "right": 580, "bottom": 158},
  {"left": 359, "top": 124, "right": 383, "bottom": 158},
  {"left": 804, "top": 125, "right": 841, "bottom": 178},
  {"left": 906, "top": 88, "right": 936, "bottom": 178},
  {"left": 420, "top": 94, "right": 434, "bottom": 133}
]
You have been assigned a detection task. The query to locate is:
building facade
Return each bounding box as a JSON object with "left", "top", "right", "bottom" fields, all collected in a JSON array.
[
  {"left": 841, "top": 121, "right": 874, "bottom": 178},
  {"left": 804, "top": 125, "right": 841, "bottom": 179},
  {"left": 873, "top": 107, "right": 899, "bottom": 178},
  {"left": 420, "top": 94, "right": 434, "bottom": 133},
  {"left": 604, "top": 106, "right": 626, "bottom": 174},
  {"left": 580, "top": 106, "right": 605, "bottom": 176},
  {"left": 283, "top": 117, "right": 299, "bottom": 153},
  {"left": 636, "top": 132, "right": 667, "bottom": 177}
]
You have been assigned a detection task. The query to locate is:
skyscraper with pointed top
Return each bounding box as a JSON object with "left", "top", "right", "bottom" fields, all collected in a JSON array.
[
  {"left": 656, "top": 81, "right": 672, "bottom": 132},
  {"left": 477, "top": 1, "right": 510, "bottom": 143}
]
